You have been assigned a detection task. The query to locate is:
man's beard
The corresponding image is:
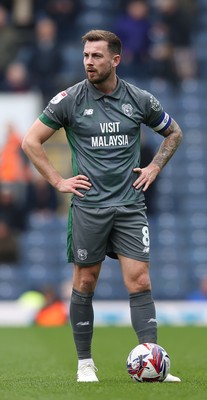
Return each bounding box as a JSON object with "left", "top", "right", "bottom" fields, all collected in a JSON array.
[{"left": 86, "top": 68, "right": 112, "bottom": 84}]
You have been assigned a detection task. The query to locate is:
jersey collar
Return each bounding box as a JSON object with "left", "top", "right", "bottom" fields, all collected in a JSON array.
[{"left": 87, "top": 76, "right": 122, "bottom": 100}]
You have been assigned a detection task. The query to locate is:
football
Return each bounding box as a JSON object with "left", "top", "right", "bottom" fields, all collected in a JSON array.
[{"left": 126, "top": 342, "right": 170, "bottom": 382}]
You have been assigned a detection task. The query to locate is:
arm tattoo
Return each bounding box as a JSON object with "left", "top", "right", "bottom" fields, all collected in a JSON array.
[{"left": 152, "top": 119, "right": 183, "bottom": 171}]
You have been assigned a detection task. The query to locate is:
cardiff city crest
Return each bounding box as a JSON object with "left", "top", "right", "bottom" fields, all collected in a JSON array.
[
  {"left": 77, "top": 249, "right": 88, "bottom": 261},
  {"left": 122, "top": 103, "right": 133, "bottom": 117}
]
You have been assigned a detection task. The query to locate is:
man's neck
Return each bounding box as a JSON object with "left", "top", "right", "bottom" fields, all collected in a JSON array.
[{"left": 93, "top": 76, "right": 118, "bottom": 94}]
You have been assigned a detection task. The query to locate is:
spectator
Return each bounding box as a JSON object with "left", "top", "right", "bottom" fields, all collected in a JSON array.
[
  {"left": 11, "top": 0, "right": 35, "bottom": 31},
  {"left": 113, "top": 0, "right": 152, "bottom": 78},
  {"left": 34, "top": 286, "right": 68, "bottom": 326},
  {"left": 148, "top": 20, "right": 179, "bottom": 84},
  {"left": 26, "top": 173, "right": 59, "bottom": 215},
  {"left": 35, "top": 0, "right": 81, "bottom": 43},
  {"left": 0, "top": 184, "right": 28, "bottom": 232},
  {"left": 153, "top": 0, "right": 197, "bottom": 80},
  {"left": 0, "top": 220, "right": 19, "bottom": 263},
  {"left": 24, "top": 17, "right": 64, "bottom": 103},
  {"left": 0, "top": 5, "right": 22, "bottom": 79},
  {"left": 0, "top": 122, "right": 32, "bottom": 210},
  {"left": 0, "top": 123, "right": 31, "bottom": 184},
  {"left": 18, "top": 289, "right": 45, "bottom": 308},
  {"left": 0, "top": 61, "right": 32, "bottom": 92}
]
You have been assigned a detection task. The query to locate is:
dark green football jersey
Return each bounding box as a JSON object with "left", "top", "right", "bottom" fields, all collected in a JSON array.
[{"left": 39, "top": 77, "right": 171, "bottom": 207}]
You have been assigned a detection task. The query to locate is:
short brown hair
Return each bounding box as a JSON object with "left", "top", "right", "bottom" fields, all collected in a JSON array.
[{"left": 82, "top": 29, "right": 122, "bottom": 55}]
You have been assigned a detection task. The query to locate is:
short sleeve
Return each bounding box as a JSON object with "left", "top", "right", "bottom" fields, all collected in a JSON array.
[
  {"left": 40, "top": 90, "right": 74, "bottom": 128},
  {"left": 142, "top": 91, "right": 172, "bottom": 134}
]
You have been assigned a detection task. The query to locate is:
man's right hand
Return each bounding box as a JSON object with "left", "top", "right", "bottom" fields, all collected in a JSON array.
[{"left": 56, "top": 175, "right": 92, "bottom": 197}]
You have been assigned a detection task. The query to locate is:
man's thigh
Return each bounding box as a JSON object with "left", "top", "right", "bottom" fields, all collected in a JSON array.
[
  {"left": 108, "top": 204, "right": 150, "bottom": 262},
  {"left": 118, "top": 254, "right": 150, "bottom": 292},
  {"left": 68, "top": 205, "right": 114, "bottom": 265}
]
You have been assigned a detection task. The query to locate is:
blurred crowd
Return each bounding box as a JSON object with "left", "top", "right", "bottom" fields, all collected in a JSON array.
[
  {"left": 0, "top": 0, "right": 81, "bottom": 102},
  {"left": 0, "top": 0, "right": 199, "bottom": 104}
]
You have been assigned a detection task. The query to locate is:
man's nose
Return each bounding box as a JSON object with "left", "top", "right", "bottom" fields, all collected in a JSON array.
[{"left": 86, "top": 56, "right": 93, "bottom": 65}]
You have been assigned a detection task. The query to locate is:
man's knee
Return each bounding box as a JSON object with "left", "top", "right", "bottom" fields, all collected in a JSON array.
[
  {"left": 77, "top": 276, "right": 97, "bottom": 293},
  {"left": 73, "top": 264, "right": 101, "bottom": 293},
  {"left": 120, "top": 258, "right": 151, "bottom": 293},
  {"left": 137, "top": 272, "right": 151, "bottom": 291}
]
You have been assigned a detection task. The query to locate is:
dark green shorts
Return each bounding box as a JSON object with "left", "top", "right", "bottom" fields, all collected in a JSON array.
[{"left": 67, "top": 204, "right": 150, "bottom": 266}]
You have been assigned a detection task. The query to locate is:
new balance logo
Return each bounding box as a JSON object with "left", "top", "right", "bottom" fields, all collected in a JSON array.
[
  {"left": 83, "top": 109, "right": 94, "bottom": 116},
  {"left": 143, "top": 247, "right": 149, "bottom": 253}
]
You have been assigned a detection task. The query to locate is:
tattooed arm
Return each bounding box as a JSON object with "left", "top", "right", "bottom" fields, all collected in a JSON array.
[
  {"left": 151, "top": 118, "right": 183, "bottom": 170},
  {"left": 133, "top": 118, "right": 183, "bottom": 191}
]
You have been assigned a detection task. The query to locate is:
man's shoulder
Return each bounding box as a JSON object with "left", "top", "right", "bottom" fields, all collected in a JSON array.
[
  {"left": 65, "top": 79, "right": 87, "bottom": 97},
  {"left": 48, "top": 80, "right": 87, "bottom": 108},
  {"left": 120, "top": 78, "right": 150, "bottom": 99}
]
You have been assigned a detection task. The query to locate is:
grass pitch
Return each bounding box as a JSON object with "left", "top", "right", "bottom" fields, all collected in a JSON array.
[{"left": 0, "top": 325, "right": 206, "bottom": 400}]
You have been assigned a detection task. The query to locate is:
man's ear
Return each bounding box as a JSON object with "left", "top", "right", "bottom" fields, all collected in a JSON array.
[{"left": 112, "top": 54, "right": 121, "bottom": 67}]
